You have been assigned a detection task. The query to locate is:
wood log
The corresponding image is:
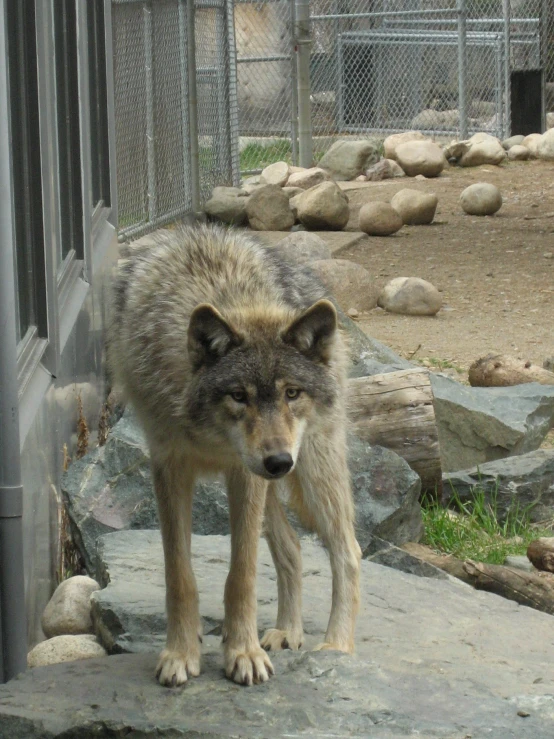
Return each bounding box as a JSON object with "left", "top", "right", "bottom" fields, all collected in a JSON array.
[
  {"left": 463, "top": 560, "right": 554, "bottom": 615},
  {"left": 401, "top": 542, "right": 473, "bottom": 584},
  {"left": 468, "top": 353, "right": 554, "bottom": 387},
  {"left": 348, "top": 368, "right": 441, "bottom": 493},
  {"left": 527, "top": 538, "right": 554, "bottom": 573}
]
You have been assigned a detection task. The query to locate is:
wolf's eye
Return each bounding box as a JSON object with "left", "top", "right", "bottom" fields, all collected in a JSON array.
[
  {"left": 230, "top": 390, "right": 247, "bottom": 403},
  {"left": 286, "top": 388, "right": 301, "bottom": 400}
]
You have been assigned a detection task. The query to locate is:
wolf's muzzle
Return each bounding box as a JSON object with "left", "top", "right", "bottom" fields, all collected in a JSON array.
[{"left": 263, "top": 453, "right": 293, "bottom": 478}]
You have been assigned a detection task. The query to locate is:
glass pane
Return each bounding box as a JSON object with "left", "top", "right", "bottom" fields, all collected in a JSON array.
[
  {"left": 87, "top": 0, "right": 111, "bottom": 208},
  {"left": 54, "top": 0, "right": 83, "bottom": 262},
  {"left": 6, "top": 0, "right": 46, "bottom": 340}
]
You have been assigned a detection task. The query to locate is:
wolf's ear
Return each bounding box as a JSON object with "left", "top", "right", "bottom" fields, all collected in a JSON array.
[
  {"left": 283, "top": 299, "right": 337, "bottom": 363},
  {"left": 188, "top": 304, "right": 242, "bottom": 368}
]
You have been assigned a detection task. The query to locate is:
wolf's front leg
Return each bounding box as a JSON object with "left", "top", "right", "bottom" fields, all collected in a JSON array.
[
  {"left": 224, "top": 466, "right": 274, "bottom": 685},
  {"left": 153, "top": 459, "right": 201, "bottom": 686},
  {"left": 295, "top": 429, "right": 361, "bottom": 653}
]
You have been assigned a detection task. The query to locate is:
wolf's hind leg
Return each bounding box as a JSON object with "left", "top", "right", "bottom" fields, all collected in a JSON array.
[
  {"left": 153, "top": 457, "right": 201, "bottom": 686},
  {"left": 295, "top": 429, "right": 361, "bottom": 654},
  {"left": 261, "top": 482, "right": 304, "bottom": 652},
  {"left": 223, "top": 466, "right": 274, "bottom": 685}
]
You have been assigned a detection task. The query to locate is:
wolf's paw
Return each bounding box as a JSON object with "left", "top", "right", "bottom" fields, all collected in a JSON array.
[
  {"left": 225, "top": 645, "right": 275, "bottom": 686},
  {"left": 156, "top": 647, "right": 201, "bottom": 687},
  {"left": 261, "top": 628, "right": 303, "bottom": 652},
  {"left": 313, "top": 641, "right": 353, "bottom": 655}
]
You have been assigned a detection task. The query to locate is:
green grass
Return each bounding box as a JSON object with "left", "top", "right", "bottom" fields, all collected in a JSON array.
[
  {"left": 240, "top": 140, "right": 293, "bottom": 173},
  {"left": 416, "top": 356, "right": 465, "bottom": 374},
  {"left": 422, "top": 485, "right": 553, "bottom": 565}
]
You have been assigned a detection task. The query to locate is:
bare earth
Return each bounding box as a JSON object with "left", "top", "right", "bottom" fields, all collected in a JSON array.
[{"left": 338, "top": 159, "right": 554, "bottom": 380}]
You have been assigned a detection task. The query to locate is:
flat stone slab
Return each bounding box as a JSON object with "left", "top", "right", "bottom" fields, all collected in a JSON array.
[
  {"left": 2, "top": 530, "right": 554, "bottom": 737},
  {"left": 254, "top": 230, "right": 366, "bottom": 256}
]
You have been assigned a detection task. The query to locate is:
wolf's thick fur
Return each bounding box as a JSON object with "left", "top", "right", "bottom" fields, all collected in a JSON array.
[{"left": 108, "top": 224, "right": 360, "bottom": 687}]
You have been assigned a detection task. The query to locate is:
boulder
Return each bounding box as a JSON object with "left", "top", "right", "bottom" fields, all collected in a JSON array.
[
  {"left": 390, "top": 189, "right": 438, "bottom": 225},
  {"left": 310, "top": 258, "right": 379, "bottom": 312},
  {"left": 521, "top": 133, "right": 542, "bottom": 157},
  {"left": 430, "top": 374, "right": 554, "bottom": 472},
  {"left": 507, "top": 144, "right": 530, "bottom": 161},
  {"left": 443, "top": 139, "right": 470, "bottom": 161},
  {"left": 365, "top": 158, "right": 405, "bottom": 181},
  {"left": 259, "top": 160, "right": 291, "bottom": 187},
  {"left": 547, "top": 111, "right": 554, "bottom": 129},
  {"left": 411, "top": 109, "right": 460, "bottom": 130},
  {"left": 358, "top": 201, "right": 403, "bottom": 236},
  {"left": 384, "top": 131, "right": 429, "bottom": 161},
  {"left": 318, "top": 139, "right": 380, "bottom": 181},
  {"left": 395, "top": 140, "right": 446, "bottom": 178},
  {"left": 286, "top": 167, "right": 331, "bottom": 190},
  {"left": 502, "top": 134, "right": 525, "bottom": 150},
  {"left": 245, "top": 185, "right": 295, "bottom": 231},
  {"left": 443, "top": 449, "right": 554, "bottom": 526},
  {"left": 459, "top": 134, "right": 507, "bottom": 167},
  {"left": 460, "top": 182, "right": 502, "bottom": 216},
  {"left": 537, "top": 128, "right": 554, "bottom": 161},
  {"left": 295, "top": 181, "right": 350, "bottom": 230},
  {"left": 378, "top": 277, "right": 442, "bottom": 316},
  {"left": 282, "top": 185, "right": 304, "bottom": 200},
  {"left": 204, "top": 186, "right": 248, "bottom": 225},
  {"left": 41, "top": 575, "right": 100, "bottom": 638},
  {"left": 27, "top": 634, "right": 106, "bottom": 668},
  {"left": 273, "top": 231, "right": 332, "bottom": 265}
]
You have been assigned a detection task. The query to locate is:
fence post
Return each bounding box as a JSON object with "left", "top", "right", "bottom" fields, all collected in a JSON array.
[
  {"left": 502, "top": 0, "right": 511, "bottom": 139},
  {"left": 187, "top": 0, "right": 201, "bottom": 212},
  {"left": 457, "top": 0, "right": 468, "bottom": 140},
  {"left": 295, "top": 0, "right": 313, "bottom": 167}
]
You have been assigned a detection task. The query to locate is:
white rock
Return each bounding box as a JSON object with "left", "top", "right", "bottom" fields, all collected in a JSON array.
[
  {"left": 507, "top": 145, "right": 530, "bottom": 161},
  {"left": 310, "top": 259, "right": 379, "bottom": 312},
  {"left": 286, "top": 167, "right": 331, "bottom": 190},
  {"left": 245, "top": 185, "right": 295, "bottom": 231},
  {"left": 41, "top": 575, "right": 100, "bottom": 638},
  {"left": 295, "top": 181, "right": 350, "bottom": 230},
  {"left": 547, "top": 112, "right": 554, "bottom": 130},
  {"left": 502, "top": 135, "right": 525, "bottom": 150},
  {"left": 318, "top": 139, "right": 379, "bottom": 180},
  {"left": 383, "top": 131, "right": 429, "bottom": 161},
  {"left": 521, "top": 133, "right": 542, "bottom": 158},
  {"left": 28, "top": 635, "right": 107, "bottom": 668},
  {"left": 259, "top": 161, "right": 291, "bottom": 187},
  {"left": 273, "top": 232, "right": 332, "bottom": 265},
  {"left": 537, "top": 128, "right": 554, "bottom": 161},
  {"left": 411, "top": 109, "right": 460, "bottom": 129},
  {"left": 460, "top": 183, "right": 502, "bottom": 216},
  {"left": 459, "top": 135, "right": 507, "bottom": 167},
  {"left": 395, "top": 140, "right": 446, "bottom": 178},
  {"left": 358, "top": 202, "right": 403, "bottom": 236},
  {"left": 390, "top": 189, "right": 438, "bottom": 225},
  {"left": 379, "top": 277, "right": 442, "bottom": 316}
]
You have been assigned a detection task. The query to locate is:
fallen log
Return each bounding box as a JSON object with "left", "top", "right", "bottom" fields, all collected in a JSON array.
[
  {"left": 463, "top": 560, "right": 554, "bottom": 615},
  {"left": 401, "top": 542, "right": 472, "bottom": 584},
  {"left": 527, "top": 538, "right": 554, "bottom": 573},
  {"left": 468, "top": 353, "right": 554, "bottom": 387},
  {"left": 348, "top": 368, "right": 441, "bottom": 493}
]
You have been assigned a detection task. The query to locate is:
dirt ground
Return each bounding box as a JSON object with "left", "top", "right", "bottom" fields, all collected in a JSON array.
[{"left": 339, "top": 159, "right": 554, "bottom": 380}]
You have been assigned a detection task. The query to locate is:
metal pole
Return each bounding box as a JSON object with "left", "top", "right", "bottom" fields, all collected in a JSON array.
[
  {"left": 295, "top": 0, "right": 312, "bottom": 167},
  {"left": 502, "top": 0, "right": 511, "bottom": 139},
  {"left": 225, "top": 0, "right": 241, "bottom": 186},
  {"left": 0, "top": 0, "right": 27, "bottom": 683},
  {"left": 143, "top": 2, "right": 157, "bottom": 223},
  {"left": 187, "top": 0, "right": 201, "bottom": 212},
  {"left": 540, "top": 0, "right": 548, "bottom": 133},
  {"left": 457, "top": 0, "right": 468, "bottom": 139},
  {"left": 289, "top": 0, "right": 298, "bottom": 166}
]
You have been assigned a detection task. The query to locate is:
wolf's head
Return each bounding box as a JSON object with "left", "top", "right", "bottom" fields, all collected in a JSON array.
[{"left": 186, "top": 300, "right": 342, "bottom": 479}]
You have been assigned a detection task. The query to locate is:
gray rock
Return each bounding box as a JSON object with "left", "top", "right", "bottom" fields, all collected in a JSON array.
[
  {"left": 295, "top": 181, "right": 350, "bottom": 230},
  {"left": 378, "top": 276, "right": 442, "bottom": 316},
  {"left": 27, "top": 634, "right": 106, "bottom": 668},
  {"left": 460, "top": 182, "right": 502, "bottom": 216},
  {"left": 363, "top": 535, "right": 448, "bottom": 579},
  {"left": 504, "top": 555, "right": 535, "bottom": 572},
  {"left": 459, "top": 134, "right": 507, "bottom": 167},
  {"left": 245, "top": 184, "right": 295, "bottom": 231},
  {"left": 318, "top": 139, "right": 379, "bottom": 180},
  {"left": 286, "top": 166, "right": 331, "bottom": 190},
  {"left": 204, "top": 186, "right": 248, "bottom": 225},
  {"left": 431, "top": 374, "right": 554, "bottom": 473},
  {"left": 310, "top": 258, "right": 379, "bottom": 312},
  {"left": 395, "top": 140, "right": 446, "bottom": 178},
  {"left": 390, "top": 188, "right": 438, "bottom": 225},
  {"left": 383, "top": 131, "right": 429, "bottom": 161},
  {"left": 507, "top": 144, "right": 530, "bottom": 161},
  {"left": 502, "top": 134, "right": 525, "bottom": 150},
  {"left": 272, "top": 231, "right": 332, "bottom": 265},
  {"left": 358, "top": 201, "right": 403, "bottom": 236},
  {"left": 443, "top": 449, "right": 554, "bottom": 525},
  {"left": 41, "top": 575, "right": 100, "bottom": 638}
]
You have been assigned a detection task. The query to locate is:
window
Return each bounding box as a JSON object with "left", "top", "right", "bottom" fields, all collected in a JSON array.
[{"left": 6, "top": 0, "right": 47, "bottom": 343}]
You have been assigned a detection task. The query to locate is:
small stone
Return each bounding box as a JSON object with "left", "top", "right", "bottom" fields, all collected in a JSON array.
[
  {"left": 286, "top": 167, "right": 331, "bottom": 190},
  {"left": 310, "top": 259, "right": 379, "bottom": 312},
  {"left": 390, "top": 189, "right": 438, "bottom": 225},
  {"left": 378, "top": 277, "right": 442, "bottom": 316},
  {"left": 41, "top": 575, "right": 100, "bottom": 638},
  {"left": 517, "top": 710, "right": 531, "bottom": 718},
  {"left": 365, "top": 158, "right": 405, "bottom": 181},
  {"left": 544, "top": 252, "right": 553, "bottom": 259},
  {"left": 460, "top": 183, "right": 502, "bottom": 216},
  {"left": 395, "top": 140, "right": 446, "bottom": 178},
  {"left": 246, "top": 185, "right": 295, "bottom": 231},
  {"left": 355, "top": 174, "right": 367, "bottom": 182},
  {"left": 507, "top": 145, "right": 530, "bottom": 161},
  {"left": 347, "top": 308, "right": 359, "bottom": 319},
  {"left": 384, "top": 131, "right": 429, "bottom": 161},
  {"left": 259, "top": 161, "right": 291, "bottom": 187},
  {"left": 521, "top": 133, "right": 542, "bottom": 158},
  {"left": 28, "top": 634, "right": 106, "bottom": 668},
  {"left": 358, "top": 201, "right": 403, "bottom": 236}
]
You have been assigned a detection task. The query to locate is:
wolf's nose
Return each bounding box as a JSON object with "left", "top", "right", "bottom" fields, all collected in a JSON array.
[{"left": 264, "top": 453, "right": 293, "bottom": 477}]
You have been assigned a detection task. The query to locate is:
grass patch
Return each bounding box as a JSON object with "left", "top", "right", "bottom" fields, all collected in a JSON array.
[
  {"left": 416, "top": 356, "right": 465, "bottom": 374},
  {"left": 422, "top": 485, "right": 552, "bottom": 565},
  {"left": 240, "top": 140, "right": 293, "bottom": 172}
]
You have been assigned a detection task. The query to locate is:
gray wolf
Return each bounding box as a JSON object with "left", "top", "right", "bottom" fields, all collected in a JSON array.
[{"left": 108, "top": 224, "right": 360, "bottom": 687}]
